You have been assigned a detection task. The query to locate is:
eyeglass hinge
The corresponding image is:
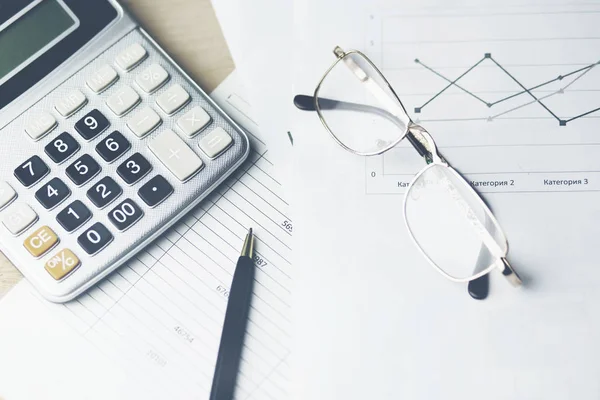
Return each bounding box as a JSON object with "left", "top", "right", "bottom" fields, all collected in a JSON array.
[{"left": 333, "top": 46, "right": 345, "bottom": 59}]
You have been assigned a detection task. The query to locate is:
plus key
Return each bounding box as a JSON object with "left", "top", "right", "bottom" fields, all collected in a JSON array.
[{"left": 148, "top": 129, "right": 203, "bottom": 181}]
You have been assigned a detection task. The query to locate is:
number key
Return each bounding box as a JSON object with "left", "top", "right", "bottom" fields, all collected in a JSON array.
[
  {"left": 56, "top": 200, "right": 92, "bottom": 232},
  {"left": 35, "top": 177, "right": 71, "bottom": 210},
  {"left": 96, "top": 131, "right": 130, "bottom": 163},
  {"left": 108, "top": 199, "right": 143, "bottom": 231},
  {"left": 66, "top": 154, "right": 101, "bottom": 186},
  {"left": 14, "top": 155, "right": 49, "bottom": 187},
  {"left": 78, "top": 222, "right": 113, "bottom": 255},
  {"left": 117, "top": 153, "right": 152, "bottom": 185},
  {"left": 44, "top": 132, "right": 80, "bottom": 164},
  {"left": 87, "top": 176, "right": 122, "bottom": 208},
  {"left": 75, "top": 109, "right": 110, "bottom": 140}
]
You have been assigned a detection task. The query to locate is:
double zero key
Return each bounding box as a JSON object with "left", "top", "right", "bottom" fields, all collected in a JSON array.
[{"left": 108, "top": 199, "right": 143, "bottom": 231}]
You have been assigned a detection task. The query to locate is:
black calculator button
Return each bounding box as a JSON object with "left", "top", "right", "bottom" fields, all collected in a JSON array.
[
  {"left": 96, "top": 131, "right": 130, "bottom": 163},
  {"left": 14, "top": 155, "right": 49, "bottom": 187},
  {"left": 108, "top": 199, "right": 143, "bottom": 231},
  {"left": 75, "top": 109, "right": 110, "bottom": 140},
  {"left": 138, "top": 175, "right": 173, "bottom": 207},
  {"left": 87, "top": 176, "right": 122, "bottom": 208},
  {"left": 35, "top": 177, "right": 71, "bottom": 209},
  {"left": 78, "top": 222, "right": 113, "bottom": 255},
  {"left": 44, "top": 132, "right": 80, "bottom": 164},
  {"left": 65, "top": 154, "right": 101, "bottom": 186},
  {"left": 56, "top": 200, "right": 92, "bottom": 232},
  {"left": 117, "top": 152, "right": 152, "bottom": 185}
]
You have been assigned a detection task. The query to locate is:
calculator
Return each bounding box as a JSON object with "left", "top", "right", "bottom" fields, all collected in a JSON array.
[{"left": 0, "top": 0, "right": 249, "bottom": 302}]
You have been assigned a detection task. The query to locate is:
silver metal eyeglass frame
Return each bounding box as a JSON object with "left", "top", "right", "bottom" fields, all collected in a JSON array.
[{"left": 304, "top": 46, "right": 523, "bottom": 293}]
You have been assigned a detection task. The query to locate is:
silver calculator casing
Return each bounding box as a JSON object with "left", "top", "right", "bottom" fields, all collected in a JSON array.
[{"left": 0, "top": 1, "right": 250, "bottom": 302}]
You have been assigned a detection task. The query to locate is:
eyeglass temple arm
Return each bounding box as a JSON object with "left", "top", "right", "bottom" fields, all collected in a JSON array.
[{"left": 293, "top": 94, "right": 430, "bottom": 159}]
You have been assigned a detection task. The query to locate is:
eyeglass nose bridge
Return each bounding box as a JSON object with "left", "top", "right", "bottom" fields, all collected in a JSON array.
[{"left": 407, "top": 124, "right": 445, "bottom": 165}]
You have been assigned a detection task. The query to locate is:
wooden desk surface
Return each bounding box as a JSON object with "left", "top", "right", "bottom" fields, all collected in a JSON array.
[{"left": 0, "top": 0, "right": 234, "bottom": 299}]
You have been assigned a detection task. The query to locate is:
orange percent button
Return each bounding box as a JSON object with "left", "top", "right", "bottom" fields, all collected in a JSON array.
[
  {"left": 45, "top": 248, "right": 80, "bottom": 280},
  {"left": 23, "top": 225, "right": 59, "bottom": 257}
]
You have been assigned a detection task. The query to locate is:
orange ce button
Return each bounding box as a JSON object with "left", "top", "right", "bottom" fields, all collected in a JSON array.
[{"left": 24, "top": 226, "right": 59, "bottom": 257}]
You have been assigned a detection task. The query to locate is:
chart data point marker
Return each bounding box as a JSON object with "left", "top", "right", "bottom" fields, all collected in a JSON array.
[
  {"left": 486, "top": 103, "right": 492, "bottom": 108},
  {"left": 414, "top": 107, "right": 421, "bottom": 113},
  {"left": 559, "top": 120, "right": 567, "bottom": 126},
  {"left": 558, "top": 75, "right": 563, "bottom": 80},
  {"left": 558, "top": 88, "right": 564, "bottom": 94},
  {"left": 484, "top": 53, "right": 491, "bottom": 58},
  {"left": 487, "top": 116, "right": 493, "bottom": 122},
  {"left": 414, "top": 58, "right": 420, "bottom": 63}
]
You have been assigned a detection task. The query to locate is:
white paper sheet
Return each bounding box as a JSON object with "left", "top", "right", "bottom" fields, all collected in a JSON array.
[
  {"left": 291, "top": 1, "right": 600, "bottom": 399},
  {"left": 212, "top": 0, "right": 294, "bottom": 185},
  {"left": 0, "top": 70, "right": 292, "bottom": 400}
]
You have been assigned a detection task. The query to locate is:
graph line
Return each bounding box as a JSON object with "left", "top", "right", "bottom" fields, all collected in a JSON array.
[{"left": 414, "top": 54, "right": 600, "bottom": 126}]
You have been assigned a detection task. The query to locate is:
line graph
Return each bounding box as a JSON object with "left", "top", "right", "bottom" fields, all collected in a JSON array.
[
  {"left": 364, "top": 2, "right": 600, "bottom": 195},
  {"left": 414, "top": 54, "right": 600, "bottom": 126}
]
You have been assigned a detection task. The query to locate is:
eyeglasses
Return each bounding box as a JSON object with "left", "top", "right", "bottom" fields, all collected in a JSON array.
[{"left": 294, "top": 46, "right": 522, "bottom": 299}]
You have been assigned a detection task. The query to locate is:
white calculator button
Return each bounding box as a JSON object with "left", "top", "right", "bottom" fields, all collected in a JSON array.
[
  {"left": 24, "top": 112, "right": 57, "bottom": 140},
  {"left": 2, "top": 203, "right": 37, "bottom": 235},
  {"left": 149, "top": 129, "right": 203, "bottom": 181},
  {"left": 177, "top": 106, "right": 211, "bottom": 137},
  {"left": 156, "top": 84, "right": 190, "bottom": 115},
  {"left": 115, "top": 43, "right": 147, "bottom": 71},
  {"left": 86, "top": 64, "right": 118, "bottom": 93},
  {"left": 55, "top": 89, "right": 87, "bottom": 117},
  {"left": 0, "top": 182, "right": 16, "bottom": 209},
  {"left": 127, "top": 107, "right": 162, "bottom": 138},
  {"left": 106, "top": 86, "right": 140, "bottom": 116},
  {"left": 136, "top": 64, "right": 169, "bottom": 93},
  {"left": 199, "top": 127, "right": 233, "bottom": 159}
]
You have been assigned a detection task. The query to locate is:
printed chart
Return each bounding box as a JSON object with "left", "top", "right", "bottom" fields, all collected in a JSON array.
[{"left": 364, "top": 2, "right": 600, "bottom": 194}]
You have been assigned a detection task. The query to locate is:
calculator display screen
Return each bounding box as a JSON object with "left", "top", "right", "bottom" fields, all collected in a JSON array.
[
  {"left": 0, "top": 0, "right": 119, "bottom": 111},
  {"left": 0, "top": 0, "right": 79, "bottom": 85}
]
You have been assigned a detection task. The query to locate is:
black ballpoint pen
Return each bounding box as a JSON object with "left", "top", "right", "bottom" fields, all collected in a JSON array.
[{"left": 210, "top": 228, "right": 256, "bottom": 400}]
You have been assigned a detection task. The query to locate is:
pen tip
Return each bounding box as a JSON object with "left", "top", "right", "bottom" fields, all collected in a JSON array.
[{"left": 241, "top": 228, "right": 255, "bottom": 258}]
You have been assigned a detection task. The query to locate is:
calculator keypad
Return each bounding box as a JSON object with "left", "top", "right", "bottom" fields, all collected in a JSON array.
[
  {"left": 75, "top": 109, "right": 110, "bottom": 140},
  {"left": 156, "top": 84, "right": 190, "bottom": 115},
  {"left": 14, "top": 156, "right": 49, "bottom": 187},
  {"left": 78, "top": 222, "right": 113, "bottom": 255},
  {"left": 44, "top": 132, "right": 80, "bottom": 164},
  {"left": 199, "top": 127, "right": 233, "bottom": 159},
  {"left": 149, "top": 129, "right": 203, "bottom": 181},
  {"left": 106, "top": 85, "right": 140, "bottom": 116},
  {"left": 96, "top": 131, "right": 131, "bottom": 163},
  {"left": 0, "top": 182, "right": 17, "bottom": 210},
  {"left": 66, "top": 154, "right": 101, "bottom": 186},
  {"left": 117, "top": 153, "right": 152, "bottom": 185},
  {"left": 55, "top": 90, "right": 87, "bottom": 117},
  {"left": 56, "top": 200, "right": 92, "bottom": 233},
  {"left": 24, "top": 226, "right": 59, "bottom": 257},
  {"left": 127, "top": 106, "right": 161, "bottom": 138},
  {"left": 86, "top": 64, "right": 119, "bottom": 93},
  {"left": 177, "top": 106, "right": 211, "bottom": 138},
  {"left": 116, "top": 43, "right": 147, "bottom": 71},
  {"left": 87, "top": 176, "right": 122, "bottom": 209},
  {"left": 25, "top": 112, "right": 57, "bottom": 140},
  {"left": 136, "top": 64, "right": 169, "bottom": 93},
  {"left": 45, "top": 248, "right": 81, "bottom": 280},
  {"left": 138, "top": 175, "right": 173, "bottom": 207},
  {"left": 108, "top": 199, "right": 143, "bottom": 231},
  {"left": 2, "top": 203, "right": 37, "bottom": 235},
  {"left": 35, "top": 177, "right": 71, "bottom": 210},
  {"left": 1, "top": 37, "right": 245, "bottom": 301}
]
